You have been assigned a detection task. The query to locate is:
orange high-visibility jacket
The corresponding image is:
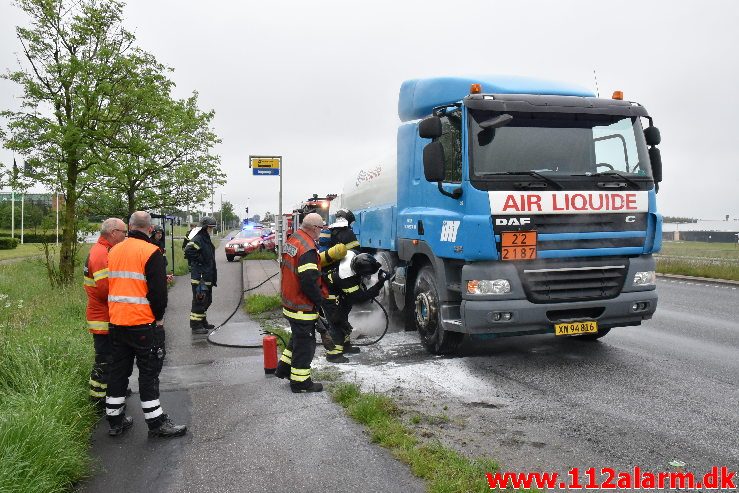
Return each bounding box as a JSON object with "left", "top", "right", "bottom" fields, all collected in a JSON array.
[
  {"left": 108, "top": 236, "right": 160, "bottom": 326},
  {"left": 83, "top": 237, "right": 114, "bottom": 334},
  {"left": 281, "top": 229, "right": 322, "bottom": 321}
]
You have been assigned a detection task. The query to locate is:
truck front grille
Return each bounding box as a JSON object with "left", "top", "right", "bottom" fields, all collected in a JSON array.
[{"left": 519, "top": 259, "right": 628, "bottom": 303}]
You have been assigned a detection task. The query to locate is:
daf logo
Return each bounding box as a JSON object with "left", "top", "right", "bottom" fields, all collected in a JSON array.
[
  {"left": 625, "top": 215, "right": 636, "bottom": 223},
  {"left": 495, "top": 217, "right": 531, "bottom": 226}
]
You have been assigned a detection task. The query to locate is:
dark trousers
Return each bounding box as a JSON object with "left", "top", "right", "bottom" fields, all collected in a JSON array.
[
  {"left": 89, "top": 333, "right": 112, "bottom": 400},
  {"left": 106, "top": 324, "right": 166, "bottom": 429},
  {"left": 324, "top": 298, "right": 354, "bottom": 350},
  {"left": 275, "top": 318, "right": 316, "bottom": 388},
  {"left": 190, "top": 284, "right": 213, "bottom": 324}
]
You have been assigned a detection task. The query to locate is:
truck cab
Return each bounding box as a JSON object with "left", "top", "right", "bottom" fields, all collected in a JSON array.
[{"left": 348, "top": 76, "right": 663, "bottom": 354}]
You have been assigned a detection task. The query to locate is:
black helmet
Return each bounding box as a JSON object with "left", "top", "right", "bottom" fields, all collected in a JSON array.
[
  {"left": 200, "top": 216, "right": 217, "bottom": 227},
  {"left": 335, "top": 208, "right": 355, "bottom": 226},
  {"left": 351, "top": 253, "right": 380, "bottom": 276}
]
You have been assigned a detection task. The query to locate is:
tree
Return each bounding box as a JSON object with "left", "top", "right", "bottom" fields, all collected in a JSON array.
[
  {"left": 1, "top": 0, "right": 160, "bottom": 284},
  {"left": 220, "top": 201, "right": 237, "bottom": 229}
]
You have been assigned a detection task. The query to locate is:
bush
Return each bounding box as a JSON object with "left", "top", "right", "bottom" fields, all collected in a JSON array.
[{"left": 0, "top": 238, "right": 19, "bottom": 250}]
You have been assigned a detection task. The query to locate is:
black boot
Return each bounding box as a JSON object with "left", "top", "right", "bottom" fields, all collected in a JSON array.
[
  {"left": 343, "top": 342, "right": 361, "bottom": 354},
  {"left": 326, "top": 353, "right": 349, "bottom": 363},
  {"left": 275, "top": 362, "right": 290, "bottom": 379},
  {"left": 148, "top": 416, "right": 187, "bottom": 438},
  {"left": 190, "top": 320, "right": 209, "bottom": 335},
  {"left": 290, "top": 380, "right": 323, "bottom": 393},
  {"left": 108, "top": 415, "right": 134, "bottom": 437},
  {"left": 202, "top": 317, "right": 215, "bottom": 331}
]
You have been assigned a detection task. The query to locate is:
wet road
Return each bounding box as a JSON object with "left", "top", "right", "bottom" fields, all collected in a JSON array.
[{"left": 342, "top": 278, "right": 739, "bottom": 483}]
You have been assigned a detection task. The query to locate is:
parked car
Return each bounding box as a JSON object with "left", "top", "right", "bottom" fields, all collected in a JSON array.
[{"left": 225, "top": 227, "right": 274, "bottom": 261}]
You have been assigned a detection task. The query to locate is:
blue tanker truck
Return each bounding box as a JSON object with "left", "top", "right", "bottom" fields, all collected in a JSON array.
[{"left": 333, "top": 76, "right": 663, "bottom": 354}]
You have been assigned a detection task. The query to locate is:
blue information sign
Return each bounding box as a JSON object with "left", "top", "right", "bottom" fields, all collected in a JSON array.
[{"left": 253, "top": 168, "right": 279, "bottom": 176}]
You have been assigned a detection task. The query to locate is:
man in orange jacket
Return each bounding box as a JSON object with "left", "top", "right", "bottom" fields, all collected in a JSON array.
[
  {"left": 83, "top": 217, "right": 128, "bottom": 406},
  {"left": 105, "top": 211, "right": 186, "bottom": 438}
]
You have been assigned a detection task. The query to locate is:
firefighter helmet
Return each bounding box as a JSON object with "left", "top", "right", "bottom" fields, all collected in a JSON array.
[
  {"left": 335, "top": 209, "right": 355, "bottom": 226},
  {"left": 351, "top": 253, "right": 380, "bottom": 276},
  {"left": 200, "top": 216, "right": 217, "bottom": 228}
]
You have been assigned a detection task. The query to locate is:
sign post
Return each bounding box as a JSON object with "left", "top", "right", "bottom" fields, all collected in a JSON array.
[{"left": 249, "top": 155, "right": 283, "bottom": 258}]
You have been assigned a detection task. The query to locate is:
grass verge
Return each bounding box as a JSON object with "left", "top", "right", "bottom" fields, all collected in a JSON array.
[
  {"left": 0, "top": 243, "right": 44, "bottom": 261},
  {"left": 329, "top": 382, "right": 531, "bottom": 493},
  {"left": 0, "top": 253, "right": 97, "bottom": 493},
  {"left": 243, "top": 250, "right": 277, "bottom": 260},
  {"left": 657, "top": 258, "right": 739, "bottom": 281},
  {"left": 244, "top": 294, "right": 282, "bottom": 315}
]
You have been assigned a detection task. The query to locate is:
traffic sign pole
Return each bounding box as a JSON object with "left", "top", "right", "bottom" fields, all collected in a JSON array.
[{"left": 249, "top": 155, "right": 283, "bottom": 259}]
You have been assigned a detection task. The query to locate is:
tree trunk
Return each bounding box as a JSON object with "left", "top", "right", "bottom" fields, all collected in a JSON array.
[
  {"left": 127, "top": 188, "right": 136, "bottom": 217},
  {"left": 59, "top": 177, "right": 77, "bottom": 286}
]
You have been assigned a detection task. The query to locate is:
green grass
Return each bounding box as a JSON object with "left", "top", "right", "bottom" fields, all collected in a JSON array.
[
  {"left": 660, "top": 240, "right": 739, "bottom": 259},
  {"left": 244, "top": 294, "right": 282, "bottom": 315},
  {"left": 658, "top": 241, "right": 739, "bottom": 281},
  {"left": 329, "top": 382, "right": 520, "bottom": 493},
  {"left": 657, "top": 258, "right": 739, "bottom": 281},
  {"left": 0, "top": 256, "right": 97, "bottom": 493},
  {"left": 0, "top": 243, "right": 44, "bottom": 261},
  {"left": 243, "top": 250, "right": 277, "bottom": 260}
]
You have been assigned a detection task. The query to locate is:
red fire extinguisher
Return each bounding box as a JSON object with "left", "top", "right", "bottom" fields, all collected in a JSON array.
[{"left": 263, "top": 335, "right": 278, "bottom": 374}]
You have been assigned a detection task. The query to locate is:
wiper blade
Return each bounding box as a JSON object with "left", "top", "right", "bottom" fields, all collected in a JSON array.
[
  {"left": 480, "top": 171, "right": 564, "bottom": 190},
  {"left": 577, "top": 171, "right": 641, "bottom": 189}
]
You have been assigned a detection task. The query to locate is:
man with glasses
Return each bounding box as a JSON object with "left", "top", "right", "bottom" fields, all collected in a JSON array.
[
  {"left": 275, "top": 213, "right": 335, "bottom": 393},
  {"left": 83, "top": 217, "right": 127, "bottom": 408}
]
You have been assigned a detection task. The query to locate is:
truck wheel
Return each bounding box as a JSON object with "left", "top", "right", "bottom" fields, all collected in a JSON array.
[
  {"left": 413, "top": 265, "right": 463, "bottom": 355},
  {"left": 374, "top": 251, "right": 398, "bottom": 313},
  {"left": 226, "top": 254, "right": 234, "bottom": 262},
  {"left": 576, "top": 327, "right": 611, "bottom": 340}
]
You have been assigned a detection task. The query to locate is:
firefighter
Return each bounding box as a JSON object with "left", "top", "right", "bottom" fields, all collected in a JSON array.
[
  {"left": 106, "top": 211, "right": 186, "bottom": 438},
  {"left": 323, "top": 251, "right": 389, "bottom": 361},
  {"left": 274, "top": 213, "right": 335, "bottom": 393},
  {"left": 327, "top": 208, "right": 360, "bottom": 252},
  {"left": 184, "top": 216, "right": 218, "bottom": 334},
  {"left": 83, "top": 217, "right": 127, "bottom": 406}
]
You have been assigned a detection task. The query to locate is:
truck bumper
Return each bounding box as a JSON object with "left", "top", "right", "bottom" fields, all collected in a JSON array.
[{"left": 459, "top": 289, "right": 657, "bottom": 336}]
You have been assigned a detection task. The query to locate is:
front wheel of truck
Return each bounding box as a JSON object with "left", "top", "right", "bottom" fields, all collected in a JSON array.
[{"left": 413, "top": 266, "right": 463, "bottom": 355}]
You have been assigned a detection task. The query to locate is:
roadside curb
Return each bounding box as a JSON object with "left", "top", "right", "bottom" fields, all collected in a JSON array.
[{"left": 657, "top": 273, "right": 739, "bottom": 286}]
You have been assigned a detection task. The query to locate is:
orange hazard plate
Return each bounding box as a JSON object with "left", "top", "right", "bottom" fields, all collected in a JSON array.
[{"left": 500, "top": 231, "right": 537, "bottom": 261}]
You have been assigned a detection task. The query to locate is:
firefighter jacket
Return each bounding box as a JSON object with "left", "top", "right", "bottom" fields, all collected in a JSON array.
[
  {"left": 324, "top": 250, "right": 382, "bottom": 305},
  {"left": 281, "top": 229, "right": 324, "bottom": 321},
  {"left": 184, "top": 228, "right": 217, "bottom": 287},
  {"left": 108, "top": 231, "right": 168, "bottom": 326},
  {"left": 83, "top": 236, "right": 114, "bottom": 334},
  {"left": 329, "top": 226, "right": 360, "bottom": 252}
]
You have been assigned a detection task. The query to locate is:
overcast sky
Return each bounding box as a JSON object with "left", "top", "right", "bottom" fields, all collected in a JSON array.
[{"left": 1, "top": 0, "right": 738, "bottom": 220}]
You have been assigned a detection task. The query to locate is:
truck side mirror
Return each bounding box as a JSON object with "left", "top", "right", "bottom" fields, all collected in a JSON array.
[
  {"left": 423, "top": 141, "right": 445, "bottom": 182},
  {"left": 419, "top": 116, "right": 442, "bottom": 139},
  {"left": 644, "top": 126, "right": 661, "bottom": 146},
  {"left": 649, "top": 146, "right": 662, "bottom": 183}
]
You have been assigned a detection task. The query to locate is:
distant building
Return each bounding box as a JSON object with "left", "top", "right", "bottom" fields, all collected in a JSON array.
[{"left": 0, "top": 192, "right": 64, "bottom": 211}]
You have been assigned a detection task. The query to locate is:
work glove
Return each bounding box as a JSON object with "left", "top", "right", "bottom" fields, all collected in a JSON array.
[{"left": 320, "top": 330, "right": 336, "bottom": 351}]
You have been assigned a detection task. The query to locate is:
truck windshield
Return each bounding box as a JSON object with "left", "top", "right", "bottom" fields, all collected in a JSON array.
[{"left": 468, "top": 110, "right": 652, "bottom": 185}]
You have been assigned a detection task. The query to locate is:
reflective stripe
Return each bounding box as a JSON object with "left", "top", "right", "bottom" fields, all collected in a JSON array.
[
  {"left": 282, "top": 349, "right": 292, "bottom": 358},
  {"left": 87, "top": 320, "right": 109, "bottom": 331},
  {"left": 106, "top": 407, "right": 124, "bottom": 416},
  {"left": 92, "top": 268, "right": 109, "bottom": 281},
  {"left": 109, "top": 270, "right": 146, "bottom": 281},
  {"left": 283, "top": 308, "right": 318, "bottom": 321},
  {"left": 83, "top": 278, "right": 96, "bottom": 287},
  {"left": 190, "top": 313, "right": 205, "bottom": 320},
  {"left": 191, "top": 280, "right": 200, "bottom": 285},
  {"left": 326, "top": 294, "right": 337, "bottom": 300},
  {"left": 106, "top": 396, "right": 126, "bottom": 405},
  {"left": 344, "top": 240, "right": 360, "bottom": 250},
  {"left": 144, "top": 408, "right": 163, "bottom": 420},
  {"left": 280, "top": 354, "right": 292, "bottom": 364},
  {"left": 297, "top": 263, "right": 318, "bottom": 273},
  {"left": 190, "top": 242, "right": 201, "bottom": 250},
  {"left": 89, "top": 378, "right": 107, "bottom": 389},
  {"left": 108, "top": 295, "right": 150, "bottom": 305},
  {"left": 290, "top": 368, "right": 311, "bottom": 382},
  {"left": 281, "top": 297, "right": 314, "bottom": 311},
  {"left": 342, "top": 285, "right": 360, "bottom": 294},
  {"left": 90, "top": 389, "right": 106, "bottom": 398},
  {"left": 326, "top": 345, "right": 343, "bottom": 355},
  {"left": 141, "top": 399, "right": 161, "bottom": 408}
]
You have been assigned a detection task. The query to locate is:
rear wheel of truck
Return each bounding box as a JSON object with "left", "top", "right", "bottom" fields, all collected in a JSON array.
[{"left": 413, "top": 265, "right": 463, "bottom": 355}]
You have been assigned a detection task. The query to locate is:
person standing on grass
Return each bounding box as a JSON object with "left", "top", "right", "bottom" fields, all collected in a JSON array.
[
  {"left": 83, "top": 217, "right": 127, "bottom": 407},
  {"left": 105, "top": 211, "right": 186, "bottom": 438}
]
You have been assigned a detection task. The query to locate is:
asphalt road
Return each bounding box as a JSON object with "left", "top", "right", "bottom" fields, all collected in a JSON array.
[{"left": 341, "top": 278, "right": 739, "bottom": 484}]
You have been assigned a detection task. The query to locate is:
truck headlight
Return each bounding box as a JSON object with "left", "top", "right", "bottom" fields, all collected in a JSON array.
[
  {"left": 633, "top": 271, "right": 656, "bottom": 286},
  {"left": 467, "top": 279, "right": 511, "bottom": 295}
]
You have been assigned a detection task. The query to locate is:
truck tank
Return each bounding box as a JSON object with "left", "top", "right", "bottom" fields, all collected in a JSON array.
[{"left": 331, "top": 154, "right": 397, "bottom": 216}]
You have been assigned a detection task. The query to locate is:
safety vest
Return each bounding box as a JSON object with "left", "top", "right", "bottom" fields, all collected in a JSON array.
[
  {"left": 281, "top": 229, "right": 320, "bottom": 321},
  {"left": 83, "top": 237, "right": 113, "bottom": 334},
  {"left": 108, "top": 237, "right": 159, "bottom": 326}
]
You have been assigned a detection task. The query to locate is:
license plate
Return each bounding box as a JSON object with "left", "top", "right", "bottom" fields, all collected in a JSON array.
[
  {"left": 500, "top": 231, "right": 537, "bottom": 261},
  {"left": 554, "top": 320, "right": 598, "bottom": 336}
]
